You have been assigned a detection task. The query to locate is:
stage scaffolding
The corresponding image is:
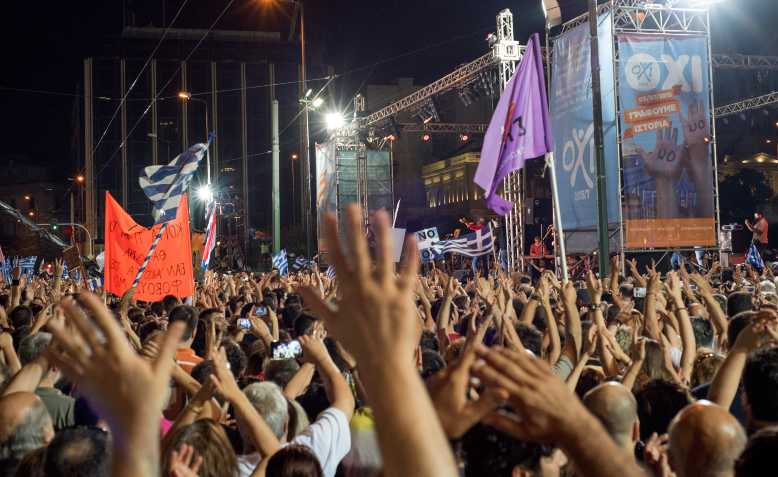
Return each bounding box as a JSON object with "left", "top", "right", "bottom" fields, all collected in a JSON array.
[{"left": 551, "top": 0, "right": 721, "bottom": 261}]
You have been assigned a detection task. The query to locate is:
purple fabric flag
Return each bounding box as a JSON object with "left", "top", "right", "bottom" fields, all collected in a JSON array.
[{"left": 474, "top": 33, "right": 553, "bottom": 215}]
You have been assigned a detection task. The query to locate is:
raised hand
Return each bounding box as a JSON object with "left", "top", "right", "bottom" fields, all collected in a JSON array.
[
  {"left": 681, "top": 99, "right": 709, "bottom": 147},
  {"left": 45, "top": 292, "right": 184, "bottom": 477},
  {"left": 428, "top": 345, "right": 507, "bottom": 438},
  {"left": 298, "top": 205, "right": 420, "bottom": 367},
  {"left": 640, "top": 128, "right": 685, "bottom": 180},
  {"left": 168, "top": 444, "right": 203, "bottom": 477}
]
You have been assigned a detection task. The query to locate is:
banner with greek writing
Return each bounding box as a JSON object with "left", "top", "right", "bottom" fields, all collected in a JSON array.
[
  {"left": 104, "top": 192, "right": 194, "bottom": 301},
  {"left": 550, "top": 12, "right": 620, "bottom": 250},
  {"left": 618, "top": 34, "right": 716, "bottom": 249}
]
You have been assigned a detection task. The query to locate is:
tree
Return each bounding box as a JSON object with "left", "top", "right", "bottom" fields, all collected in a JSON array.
[{"left": 718, "top": 168, "right": 773, "bottom": 224}]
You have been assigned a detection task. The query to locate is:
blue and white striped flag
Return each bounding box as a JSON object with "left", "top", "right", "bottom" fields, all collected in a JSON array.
[
  {"left": 16, "top": 256, "right": 38, "bottom": 278},
  {"left": 292, "top": 256, "right": 312, "bottom": 272},
  {"left": 430, "top": 224, "right": 494, "bottom": 258},
  {"left": 139, "top": 143, "right": 208, "bottom": 224},
  {"left": 326, "top": 265, "right": 336, "bottom": 281},
  {"left": 747, "top": 243, "right": 765, "bottom": 272},
  {"left": 272, "top": 249, "right": 288, "bottom": 276}
]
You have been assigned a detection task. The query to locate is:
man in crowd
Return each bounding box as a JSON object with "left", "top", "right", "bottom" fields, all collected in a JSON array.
[{"left": 746, "top": 211, "right": 769, "bottom": 256}]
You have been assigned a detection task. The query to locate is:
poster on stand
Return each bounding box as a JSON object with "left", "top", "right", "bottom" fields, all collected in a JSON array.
[{"left": 617, "top": 34, "right": 716, "bottom": 249}]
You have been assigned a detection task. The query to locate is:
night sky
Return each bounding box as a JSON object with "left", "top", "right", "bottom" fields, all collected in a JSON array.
[{"left": 2, "top": 0, "right": 777, "bottom": 175}]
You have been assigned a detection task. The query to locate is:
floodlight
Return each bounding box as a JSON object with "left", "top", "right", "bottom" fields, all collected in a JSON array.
[
  {"left": 196, "top": 185, "right": 213, "bottom": 202},
  {"left": 324, "top": 112, "right": 345, "bottom": 131}
]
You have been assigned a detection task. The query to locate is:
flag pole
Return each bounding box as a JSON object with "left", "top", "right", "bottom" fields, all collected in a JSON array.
[
  {"left": 546, "top": 152, "right": 569, "bottom": 282},
  {"left": 130, "top": 222, "right": 168, "bottom": 291}
]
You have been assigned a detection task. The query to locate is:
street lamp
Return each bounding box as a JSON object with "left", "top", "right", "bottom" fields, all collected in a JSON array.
[{"left": 179, "top": 91, "right": 211, "bottom": 185}]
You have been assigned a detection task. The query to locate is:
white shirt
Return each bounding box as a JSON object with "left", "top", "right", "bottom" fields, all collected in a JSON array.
[{"left": 237, "top": 407, "right": 351, "bottom": 477}]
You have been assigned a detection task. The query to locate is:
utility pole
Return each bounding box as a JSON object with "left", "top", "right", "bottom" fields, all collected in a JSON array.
[
  {"left": 589, "top": 0, "right": 609, "bottom": 276},
  {"left": 272, "top": 99, "right": 280, "bottom": 253},
  {"left": 299, "top": 2, "right": 312, "bottom": 257}
]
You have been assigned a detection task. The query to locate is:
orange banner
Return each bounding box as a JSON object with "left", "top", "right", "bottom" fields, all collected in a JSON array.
[
  {"left": 104, "top": 192, "right": 194, "bottom": 301},
  {"left": 625, "top": 218, "right": 716, "bottom": 249}
]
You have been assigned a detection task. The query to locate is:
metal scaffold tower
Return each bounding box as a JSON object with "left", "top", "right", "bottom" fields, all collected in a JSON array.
[{"left": 493, "top": 9, "right": 523, "bottom": 271}]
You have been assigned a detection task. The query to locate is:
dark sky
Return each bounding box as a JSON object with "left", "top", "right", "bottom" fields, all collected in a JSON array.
[{"left": 2, "top": 0, "right": 777, "bottom": 173}]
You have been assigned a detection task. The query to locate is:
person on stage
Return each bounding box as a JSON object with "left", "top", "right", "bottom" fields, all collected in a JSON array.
[
  {"left": 529, "top": 236, "right": 546, "bottom": 258},
  {"left": 746, "top": 211, "right": 769, "bottom": 256}
]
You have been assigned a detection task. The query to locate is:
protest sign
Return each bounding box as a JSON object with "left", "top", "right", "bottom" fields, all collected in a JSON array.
[{"left": 104, "top": 192, "right": 194, "bottom": 301}]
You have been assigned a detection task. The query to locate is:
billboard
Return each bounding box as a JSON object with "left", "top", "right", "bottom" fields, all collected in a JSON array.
[
  {"left": 617, "top": 34, "right": 716, "bottom": 249},
  {"left": 550, "top": 12, "right": 621, "bottom": 253}
]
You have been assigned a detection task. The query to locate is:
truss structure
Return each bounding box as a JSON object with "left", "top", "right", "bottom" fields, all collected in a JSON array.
[
  {"left": 714, "top": 91, "right": 778, "bottom": 117},
  {"left": 562, "top": 1, "right": 709, "bottom": 34},
  {"left": 400, "top": 122, "right": 487, "bottom": 134},
  {"left": 358, "top": 53, "right": 497, "bottom": 129},
  {"left": 712, "top": 54, "right": 778, "bottom": 71}
]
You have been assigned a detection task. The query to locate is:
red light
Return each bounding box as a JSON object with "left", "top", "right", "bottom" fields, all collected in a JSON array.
[{"left": 422, "top": 133, "right": 431, "bottom": 142}]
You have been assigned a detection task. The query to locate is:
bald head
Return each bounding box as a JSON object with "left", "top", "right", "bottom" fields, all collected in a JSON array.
[
  {"left": 583, "top": 382, "right": 638, "bottom": 449},
  {"left": 669, "top": 401, "right": 746, "bottom": 477},
  {"left": 0, "top": 392, "right": 54, "bottom": 463}
]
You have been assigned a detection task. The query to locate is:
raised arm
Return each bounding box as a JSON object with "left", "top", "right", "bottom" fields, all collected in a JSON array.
[
  {"left": 299, "top": 205, "right": 458, "bottom": 477},
  {"left": 299, "top": 334, "right": 355, "bottom": 419},
  {"left": 708, "top": 317, "right": 773, "bottom": 408},
  {"left": 212, "top": 346, "right": 281, "bottom": 459},
  {"left": 665, "top": 272, "right": 696, "bottom": 384},
  {"left": 560, "top": 281, "right": 582, "bottom": 364}
]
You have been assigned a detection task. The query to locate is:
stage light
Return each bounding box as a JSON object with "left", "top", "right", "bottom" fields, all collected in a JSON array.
[
  {"left": 460, "top": 133, "right": 469, "bottom": 142},
  {"left": 76, "top": 175, "right": 85, "bottom": 183},
  {"left": 767, "top": 139, "right": 773, "bottom": 144},
  {"left": 178, "top": 91, "right": 192, "bottom": 100},
  {"left": 774, "top": 121, "right": 778, "bottom": 128},
  {"left": 311, "top": 97, "right": 324, "bottom": 109},
  {"left": 422, "top": 133, "right": 431, "bottom": 142},
  {"left": 24, "top": 195, "right": 30, "bottom": 200},
  {"left": 196, "top": 185, "right": 213, "bottom": 202},
  {"left": 28, "top": 211, "right": 34, "bottom": 217},
  {"left": 324, "top": 111, "right": 345, "bottom": 131},
  {"left": 291, "top": 153, "right": 299, "bottom": 160}
]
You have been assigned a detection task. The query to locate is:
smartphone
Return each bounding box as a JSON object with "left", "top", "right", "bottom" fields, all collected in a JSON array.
[
  {"left": 634, "top": 287, "right": 647, "bottom": 298},
  {"left": 271, "top": 340, "right": 302, "bottom": 360},
  {"left": 237, "top": 318, "right": 252, "bottom": 330},
  {"left": 255, "top": 306, "right": 267, "bottom": 317}
]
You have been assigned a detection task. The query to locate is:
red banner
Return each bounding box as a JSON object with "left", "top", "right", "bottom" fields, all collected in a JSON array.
[{"left": 104, "top": 192, "right": 194, "bottom": 301}]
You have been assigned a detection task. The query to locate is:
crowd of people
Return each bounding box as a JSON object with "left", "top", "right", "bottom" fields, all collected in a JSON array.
[{"left": 1, "top": 204, "right": 777, "bottom": 477}]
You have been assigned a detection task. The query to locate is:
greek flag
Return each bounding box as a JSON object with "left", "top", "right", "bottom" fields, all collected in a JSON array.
[
  {"left": 326, "top": 265, "right": 336, "bottom": 281},
  {"left": 747, "top": 243, "right": 764, "bottom": 272},
  {"left": 430, "top": 225, "right": 494, "bottom": 258},
  {"left": 272, "top": 249, "right": 288, "bottom": 276},
  {"left": 139, "top": 143, "right": 208, "bottom": 224},
  {"left": 16, "top": 257, "right": 38, "bottom": 278},
  {"left": 292, "top": 256, "right": 311, "bottom": 272}
]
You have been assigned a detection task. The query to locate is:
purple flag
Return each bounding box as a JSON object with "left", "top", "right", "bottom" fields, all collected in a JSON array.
[{"left": 474, "top": 34, "right": 553, "bottom": 215}]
